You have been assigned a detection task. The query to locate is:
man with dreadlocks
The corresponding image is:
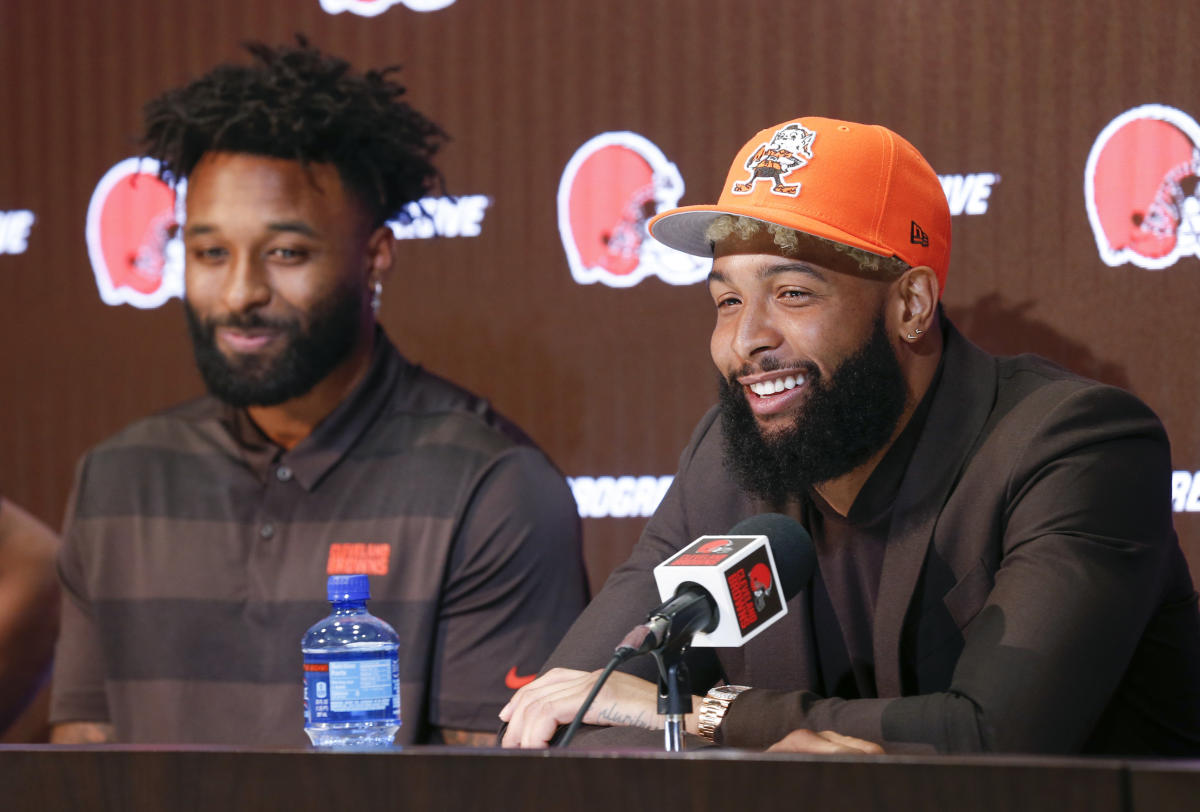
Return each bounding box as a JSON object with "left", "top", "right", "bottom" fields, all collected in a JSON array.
[{"left": 48, "top": 40, "right": 586, "bottom": 747}]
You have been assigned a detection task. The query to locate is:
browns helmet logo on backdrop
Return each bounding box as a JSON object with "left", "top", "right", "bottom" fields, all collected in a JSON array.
[
  {"left": 1086, "top": 104, "right": 1200, "bottom": 270},
  {"left": 319, "top": 0, "right": 456, "bottom": 16},
  {"left": 86, "top": 157, "right": 186, "bottom": 309},
  {"left": 558, "top": 131, "right": 708, "bottom": 288}
]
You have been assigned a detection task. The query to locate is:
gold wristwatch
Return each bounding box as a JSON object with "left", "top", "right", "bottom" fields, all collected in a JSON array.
[{"left": 697, "top": 684, "right": 752, "bottom": 743}]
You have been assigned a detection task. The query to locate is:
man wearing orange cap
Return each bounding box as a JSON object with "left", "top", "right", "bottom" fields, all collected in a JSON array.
[{"left": 500, "top": 117, "right": 1200, "bottom": 754}]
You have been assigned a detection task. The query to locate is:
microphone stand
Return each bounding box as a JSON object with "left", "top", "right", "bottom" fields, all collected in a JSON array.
[{"left": 651, "top": 645, "right": 691, "bottom": 752}]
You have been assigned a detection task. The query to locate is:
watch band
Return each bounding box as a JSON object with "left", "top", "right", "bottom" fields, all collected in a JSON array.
[{"left": 696, "top": 684, "right": 752, "bottom": 744}]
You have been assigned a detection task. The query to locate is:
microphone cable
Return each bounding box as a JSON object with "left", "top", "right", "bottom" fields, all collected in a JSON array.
[{"left": 556, "top": 652, "right": 624, "bottom": 748}]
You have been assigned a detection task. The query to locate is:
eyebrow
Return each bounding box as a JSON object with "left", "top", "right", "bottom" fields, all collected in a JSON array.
[
  {"left": 267, "top": 220, "right": 320, "bottom": 237},
  {"left": 707, "top": 262, "right": 828, "bottom": 285},
  {"left": 183, "top": 220, "right": 320, "bottom": 238},
  {"left": 183, "top": 223, "right": 215, "bottom": 237}
]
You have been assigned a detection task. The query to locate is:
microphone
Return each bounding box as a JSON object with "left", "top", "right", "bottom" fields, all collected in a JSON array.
[
  {"left": 559, "top": 515, "right": 815, "bottom": 749},
  {"left": 615, "top": 514, "right": 816, "bottom": 658}
]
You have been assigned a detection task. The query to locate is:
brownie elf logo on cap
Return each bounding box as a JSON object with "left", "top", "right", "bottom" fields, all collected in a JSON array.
[{"left": 731, "top": 123, "right": 817, "bottom": 198}]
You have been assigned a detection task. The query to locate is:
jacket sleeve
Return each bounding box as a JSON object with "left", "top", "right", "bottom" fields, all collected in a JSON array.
[{"left": 721, "top": 383, "right": 1188, "bottom": 753}]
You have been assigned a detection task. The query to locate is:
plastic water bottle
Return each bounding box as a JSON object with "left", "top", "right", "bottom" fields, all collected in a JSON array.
[{"left": 303, "top": 574, "right": 401, "bottom": 748}]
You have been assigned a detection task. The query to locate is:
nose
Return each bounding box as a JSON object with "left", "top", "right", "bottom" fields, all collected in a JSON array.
[
  {"left": 221, "top": 252, "right": 271, "bottom": 314},
  {"left": 731, "top": 298, "right": 783, "bottom": 362}
]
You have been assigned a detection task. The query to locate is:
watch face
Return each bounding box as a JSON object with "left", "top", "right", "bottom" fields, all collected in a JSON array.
[{"left": 713, "top": 685, "right": 749, "bottom": 701}]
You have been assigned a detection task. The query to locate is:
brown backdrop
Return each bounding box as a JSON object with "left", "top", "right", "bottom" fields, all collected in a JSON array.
[{"left": 2, "top": 0, "right": 1198, "bottom": 593}]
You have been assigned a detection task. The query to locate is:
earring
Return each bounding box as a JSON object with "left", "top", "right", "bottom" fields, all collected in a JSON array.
[
  {"left": 906, "top": 328, "right": 925, "bottom": 341},
  {"left": 370, "top": 280, "right": 383, "bottom": 314}
]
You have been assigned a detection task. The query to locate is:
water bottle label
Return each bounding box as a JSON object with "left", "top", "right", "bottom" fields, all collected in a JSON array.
[
  {"left": 329, "top": 659, "right": 392, "bottom": 711},
  {"left": 304, "top": 650, "right": 400, "bottom": 724}
]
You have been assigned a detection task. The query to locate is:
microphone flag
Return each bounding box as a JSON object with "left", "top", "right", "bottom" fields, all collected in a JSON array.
[{"left": 652, "top": 534, "right": 785, "bottom": 647}]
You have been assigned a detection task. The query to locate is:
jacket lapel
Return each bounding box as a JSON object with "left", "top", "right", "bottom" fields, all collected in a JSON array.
[{"left": 873, "top": 321, "right": 997, "bottom": 696}]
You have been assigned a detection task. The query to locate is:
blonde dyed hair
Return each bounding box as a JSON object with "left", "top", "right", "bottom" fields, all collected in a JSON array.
[{"left": 704, "top": 215, "right": 910, "bottom": 278}]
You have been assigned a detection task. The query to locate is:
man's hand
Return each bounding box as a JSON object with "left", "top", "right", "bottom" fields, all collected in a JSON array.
[
  {"left": 498, "top": 667, "right": 661, "bottom": 748},
  {"left": 766, "top": 728, "right": 884, "bottom": 754}
]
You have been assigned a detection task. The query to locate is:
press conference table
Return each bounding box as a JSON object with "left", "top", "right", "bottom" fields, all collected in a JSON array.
[{"left": 2, "top": 744, "right": 1198, "bottom": 811}]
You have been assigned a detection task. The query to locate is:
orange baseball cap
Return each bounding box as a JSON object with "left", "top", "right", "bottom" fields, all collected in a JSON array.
[{"left": 648, "top": 116, "right": 951, "bottom": 294}]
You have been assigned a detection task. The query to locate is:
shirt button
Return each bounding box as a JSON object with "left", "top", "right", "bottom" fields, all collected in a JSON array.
[
  {"left": 276, "top": 465, "right": 293, "bottom": 482},
  {"left": 259, "top": 522, "right": 276, "bottom": 540}
]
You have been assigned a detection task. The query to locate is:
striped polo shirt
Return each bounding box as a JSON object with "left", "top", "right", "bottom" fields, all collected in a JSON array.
[{"left": 50, "top": 331, "right": 587, "bottom": 745}]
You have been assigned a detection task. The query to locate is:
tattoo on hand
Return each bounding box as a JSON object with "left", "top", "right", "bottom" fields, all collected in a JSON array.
[{"left": 597, "top": 704, "right": 655, "bottom": 729}]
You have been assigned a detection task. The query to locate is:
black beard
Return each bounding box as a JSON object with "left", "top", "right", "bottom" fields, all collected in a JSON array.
[
  {"left": 717, "top": 314, "right": 908, "bottom": 507},
  {"left": 184, "top": 284, "right": 365, "bottom": 408}
]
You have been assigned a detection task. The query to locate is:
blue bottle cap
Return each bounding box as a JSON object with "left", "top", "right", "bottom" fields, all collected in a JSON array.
[{"left": 327, "top": 573, "right": 370, "bottom": 602}]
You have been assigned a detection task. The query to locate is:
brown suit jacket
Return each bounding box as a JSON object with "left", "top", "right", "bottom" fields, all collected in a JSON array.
[{"left": 543, "top": 320, "right": 1200, "bottom": 754}]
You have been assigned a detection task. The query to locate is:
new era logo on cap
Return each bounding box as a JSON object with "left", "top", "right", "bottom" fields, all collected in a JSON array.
[{"left": 910, "top": 221, "right": 929, "bottom": 247}]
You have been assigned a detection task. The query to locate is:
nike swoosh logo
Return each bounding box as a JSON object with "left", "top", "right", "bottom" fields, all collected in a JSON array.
[{"left": 505, "top": 666, "right": 537, "bottom": 690}]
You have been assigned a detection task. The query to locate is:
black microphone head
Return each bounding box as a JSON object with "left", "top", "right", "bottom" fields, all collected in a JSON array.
[{"left": 727, "top": 513, "right": 816, "bottom": 601}]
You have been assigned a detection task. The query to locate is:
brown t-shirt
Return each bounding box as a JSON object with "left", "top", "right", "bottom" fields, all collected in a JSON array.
[{"left": 50, "top": 331, "right": 587, "bottom": 745}]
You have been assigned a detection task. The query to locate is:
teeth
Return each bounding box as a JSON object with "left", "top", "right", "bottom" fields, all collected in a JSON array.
[{"left": 749, "top": 374, "right": 805, "bottom": 397}]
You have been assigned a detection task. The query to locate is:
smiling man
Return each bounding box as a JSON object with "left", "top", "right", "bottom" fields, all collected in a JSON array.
[
  {"left": 500, "top": 117, "right": 1200, "bottom": 755},
  {"left": 49, "top": 40, "right": 586, "bottom": 746}
]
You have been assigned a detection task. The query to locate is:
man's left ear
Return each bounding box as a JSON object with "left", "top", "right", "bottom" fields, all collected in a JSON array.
[
  {"left": 894, "top": 266, "right": 938, "bottom": 344},
  {"left": 365, "top": 226, "right": 395, "bottom": 316},
  {"left": 366, "top": 225, "right": 395, "bottom": 280}
]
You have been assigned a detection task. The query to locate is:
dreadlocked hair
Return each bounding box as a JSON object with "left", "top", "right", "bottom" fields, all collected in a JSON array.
[{"left": 141, "top": 36, "right": 446, "bottom": 226}]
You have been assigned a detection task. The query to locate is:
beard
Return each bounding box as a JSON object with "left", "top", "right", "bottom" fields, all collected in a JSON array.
[
  {"left": 717, "top": 313, "right": 909, "bottom": 507},
  {"left": 184, "top": 283, "right": 365, "bottom": 408}
]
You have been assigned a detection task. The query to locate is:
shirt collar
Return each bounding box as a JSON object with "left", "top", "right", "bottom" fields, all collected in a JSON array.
[{"left": 219, "top": 328, "right": 406, "bottom": 491}]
